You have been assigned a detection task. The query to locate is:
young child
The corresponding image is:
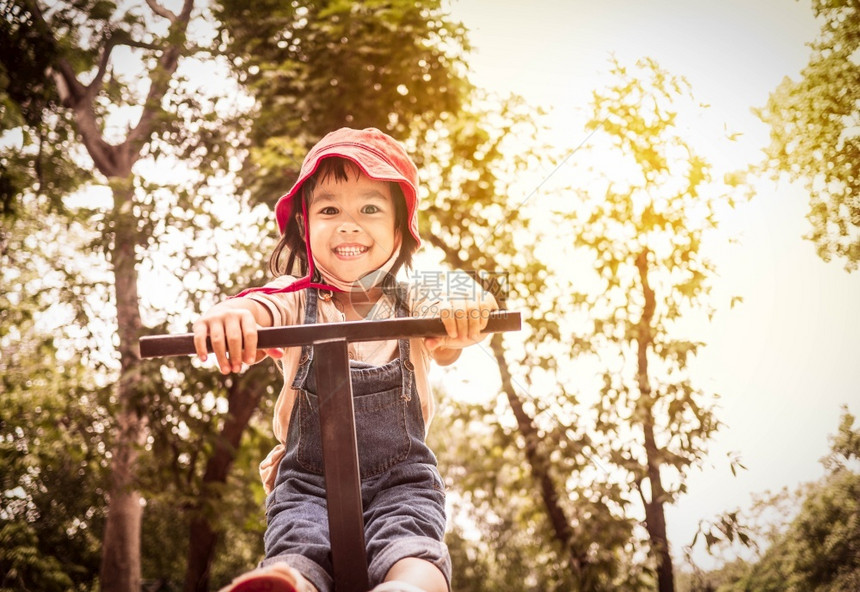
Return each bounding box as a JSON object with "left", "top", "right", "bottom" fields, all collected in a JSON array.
[{"left": 192, "top": 127, "right": 497, "bottom": 592}]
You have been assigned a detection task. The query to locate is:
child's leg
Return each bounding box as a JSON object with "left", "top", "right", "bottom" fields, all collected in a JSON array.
[
  {"left": 362, "top": 464, "right": 451, "bottom": 591},
  {"left": 378, "top": 557, "right": 448, "bottom": 592},
  {"left": 264, "top": 470, "right": 335, "bottom": 592}
]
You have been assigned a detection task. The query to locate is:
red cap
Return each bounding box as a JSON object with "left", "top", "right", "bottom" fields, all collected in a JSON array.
[{"left": 274, "top": 127, "right": 421, "bottom": 247}]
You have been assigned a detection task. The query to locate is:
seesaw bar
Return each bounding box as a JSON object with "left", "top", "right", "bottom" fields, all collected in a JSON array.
[{"left": 139, "top": 311, "right": 521, "bottom": 359}]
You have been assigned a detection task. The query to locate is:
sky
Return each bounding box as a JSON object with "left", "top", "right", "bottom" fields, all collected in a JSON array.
[{"left": 444, "top": 0, "right": 860, "bottom": 569}]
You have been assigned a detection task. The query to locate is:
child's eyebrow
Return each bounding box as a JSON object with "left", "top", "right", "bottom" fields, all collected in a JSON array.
[
  {"left": 311, "top": 190, "right": 390, "bottom": 203},
  {"left": 311, "top": 191, "right": 337, "bottom": 204},
  {"left": 359, "top": 191, "right": 390, "bottom": 201}
]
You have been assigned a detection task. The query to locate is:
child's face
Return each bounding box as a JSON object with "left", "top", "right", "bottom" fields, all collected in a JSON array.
[{"left": 306, "top": 170, "right": 399, "bottom": 283}]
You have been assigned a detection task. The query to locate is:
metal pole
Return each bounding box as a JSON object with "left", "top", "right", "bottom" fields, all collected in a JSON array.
[{"left": 313, "top": 338, "right": 369, "bottom": 592}]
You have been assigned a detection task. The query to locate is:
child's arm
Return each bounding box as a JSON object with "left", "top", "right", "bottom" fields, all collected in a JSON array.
[
  {"left": 192, "top": 298, "right": 278, "bottom": 374},
  {"left": 425, "top": 290, "right": 499, "bottom": 366}
]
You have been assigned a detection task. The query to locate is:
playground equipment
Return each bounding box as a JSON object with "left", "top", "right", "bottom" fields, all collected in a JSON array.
[{"left": 140, "top": 310, "right": 521, "bottom": 592}]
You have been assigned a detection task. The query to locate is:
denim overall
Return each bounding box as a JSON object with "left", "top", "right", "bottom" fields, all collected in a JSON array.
[{"left": 263, "top": 289, "right": 451, "bottom": 592}]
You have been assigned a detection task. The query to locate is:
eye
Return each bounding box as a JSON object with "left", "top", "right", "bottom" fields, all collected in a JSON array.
[
  {"left": 362, "top": 204, "right": 381, "bottom": 214},
  {"left": 318, "top": 206, "right": 339, "bottom": 215}
]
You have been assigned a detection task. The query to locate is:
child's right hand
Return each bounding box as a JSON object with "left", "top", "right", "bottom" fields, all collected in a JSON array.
[{"left": 192, "top": 301, "right": 281, "bottom": 374}]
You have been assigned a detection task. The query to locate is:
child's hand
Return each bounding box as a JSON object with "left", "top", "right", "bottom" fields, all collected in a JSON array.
[
  {"left": 424, "top": 292, "right": 498, "bottom": 360},
  {"left": 192, "top": 301, "right": 281, "bottom": 374}
]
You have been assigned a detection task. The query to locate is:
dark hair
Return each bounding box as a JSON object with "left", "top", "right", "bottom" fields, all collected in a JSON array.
[{"left": 268, "top": 157, "right": 419, "bottom": 282}]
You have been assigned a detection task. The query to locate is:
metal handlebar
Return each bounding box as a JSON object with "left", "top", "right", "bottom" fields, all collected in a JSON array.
[{"left": 139, "top": 311, "right": 521, "bottom": 359}]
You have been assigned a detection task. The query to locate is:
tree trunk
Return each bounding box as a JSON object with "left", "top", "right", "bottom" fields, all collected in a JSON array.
[
  {"left": 100, "top": 178, "right": 146, "bottom": 592},
  {"left": 489, "top": 333, "right": 591, "bottom": 586},
  {"left": 642, "top": 417, "right": 674, "bottom": 592},
  {"left": 186, "top": 517, "right": 218, "bottom": 592},
  {"left": 635, "top": 249, "right": 674, "bottom": 592},
  {"left": 422, "top": 235, "right": 588, "bottom": 583},
  {"left": 184, "top": 376, "right": 267, "bottom": 592}
]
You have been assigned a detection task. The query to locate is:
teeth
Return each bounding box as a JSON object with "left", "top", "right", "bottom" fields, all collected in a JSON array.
[{"left": 336, "top": 246, "right": 368, "bottom": 257}]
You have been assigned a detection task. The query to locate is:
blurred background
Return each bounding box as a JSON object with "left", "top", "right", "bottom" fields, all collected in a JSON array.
[{"left": 2, "top": 1, "right": 858, "bottom": 591}]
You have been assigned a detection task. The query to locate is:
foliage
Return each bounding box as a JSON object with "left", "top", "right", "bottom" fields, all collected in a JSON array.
[
  {"left": 214, "top": 0, "right": 470, "bottom": 207},
  {"left": 684, "top": 409, "right": 860, "bottom": 592},
  {"left": 757, "top": 0, "right": 860, "bottom": 270},
  {"left": 563, "top": 56, "right": 740, "bottom": 591},
  {"left": 414, "top": 85, "right": 655, "bottom": 589},
  {"left": 0, "top": 0, "right": 91, "bottom": 218},
  {"left": 1, "top": 205, "right": 110, "bottom": 591},
  {"left": 1, "top": 1, "right": 273, "bottom": 589}
]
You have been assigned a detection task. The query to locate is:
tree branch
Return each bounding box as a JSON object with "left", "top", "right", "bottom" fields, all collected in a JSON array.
[
  {"left": 24, "top": 0, "right": 123, "bottom": 176},
  {"left": 88, "top": 30, "right": 164, "bottom": 97},
  {"left": 46, "top": 64, "right": 127, "bottom": 176},
  {"left": 489, "top": 333, "right": 590, "bottom": 580},
  {"left": 423, "top": 232, "right": 464, "bottom": 267},
  {"left": 124, "top": 0, "right": 194, "bottom": 161},
  {"left": 87, "top": 31, "right": 120, "bottom": 98},
  {"left": 23, "top": 1, "right": 86, "bottom": 104},
  {"left": 145, "top": 0, "right": 178, "bottom": 22}
]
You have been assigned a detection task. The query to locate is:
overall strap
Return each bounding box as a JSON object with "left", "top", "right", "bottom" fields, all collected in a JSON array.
[
  {"left": 394, "top": 283, "right": 415, "bottom": 400},
  {"left": 291, "top": 288, "right": 321, "bottom": 389}
]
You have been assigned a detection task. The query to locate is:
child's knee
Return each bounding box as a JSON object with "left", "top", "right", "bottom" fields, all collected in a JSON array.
[{"left": 368, "top": 537, "right": 451, "bottom": 592}]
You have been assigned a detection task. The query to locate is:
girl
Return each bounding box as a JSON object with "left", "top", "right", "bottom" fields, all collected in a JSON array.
[{"left": 192, "top": 127, "right": 497, "bottom": 592}]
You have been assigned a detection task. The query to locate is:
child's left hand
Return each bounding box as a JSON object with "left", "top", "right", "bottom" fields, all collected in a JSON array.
[{"left": 425, "top": 292, "right": 498, "bottom": 363}]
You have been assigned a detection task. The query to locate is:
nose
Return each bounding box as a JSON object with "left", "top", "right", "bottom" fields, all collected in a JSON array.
[{"left": 337, "top": 220, "right": 361, "bottom": 233}]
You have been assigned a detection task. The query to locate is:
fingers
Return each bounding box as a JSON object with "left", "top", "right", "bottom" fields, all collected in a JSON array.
[
  {"left": 467, "top": 300, "right": 487, "bottom": 341},
  {"left": 436, "top": 294, "right": 498, "bottom": 349},
  {"left": 240, "top": 313, "right": 257, "bottom": 372},
  {"left": 439, "top": 304, "right": 458, "bottom": 340},
  {"left": 440, "top": 305, "right": 478, "bottom": 343},
  {"left": 192, "top": 319, "right": 211, "bottom": 362},
  {"left": 223, "top": 314, "right": 245, "bottom": 373},
  {"left": 210, "top": 318, "right": 230, "bottom": 373},
  {"left": 193, "top": 308, "right": 259, "bottom": 374}
]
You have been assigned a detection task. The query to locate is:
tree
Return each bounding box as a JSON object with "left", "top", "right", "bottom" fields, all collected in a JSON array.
[
  {"left": 764, "top": 409, "right": 860, "bottom": 591},
  {"left": 567, "top": 57, "right": 737, "bottom": 591},
  {"left": 414, "top": 91, "right": 650, "bottom": 590},
  {"left": 1, "top": 2, "right": 236, "bottom": 589},
  {"left": 757, "top": 0, "right": 860, "bottom": 270},
  {"left": 689, "top": 409, "right": 860, "bottom": 592}
]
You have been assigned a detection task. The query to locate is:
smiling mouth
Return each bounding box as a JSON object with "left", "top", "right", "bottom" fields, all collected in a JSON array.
[{"left": 334, "top": 245, "right": 369, "bottom": 258}]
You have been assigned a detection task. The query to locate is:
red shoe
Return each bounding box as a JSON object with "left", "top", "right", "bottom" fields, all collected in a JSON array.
[{"left": 218, "top": 563, "right": 314, "bottom": 592}]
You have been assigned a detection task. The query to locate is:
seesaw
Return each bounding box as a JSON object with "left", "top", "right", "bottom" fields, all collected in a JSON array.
[{"left": 140, "top": 311, "right": 521, "bottom": 592}]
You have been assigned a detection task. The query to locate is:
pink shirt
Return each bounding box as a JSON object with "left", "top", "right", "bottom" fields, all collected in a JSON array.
[{"left": 247, "top": 276, "right": 438, "bottom": 494}]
